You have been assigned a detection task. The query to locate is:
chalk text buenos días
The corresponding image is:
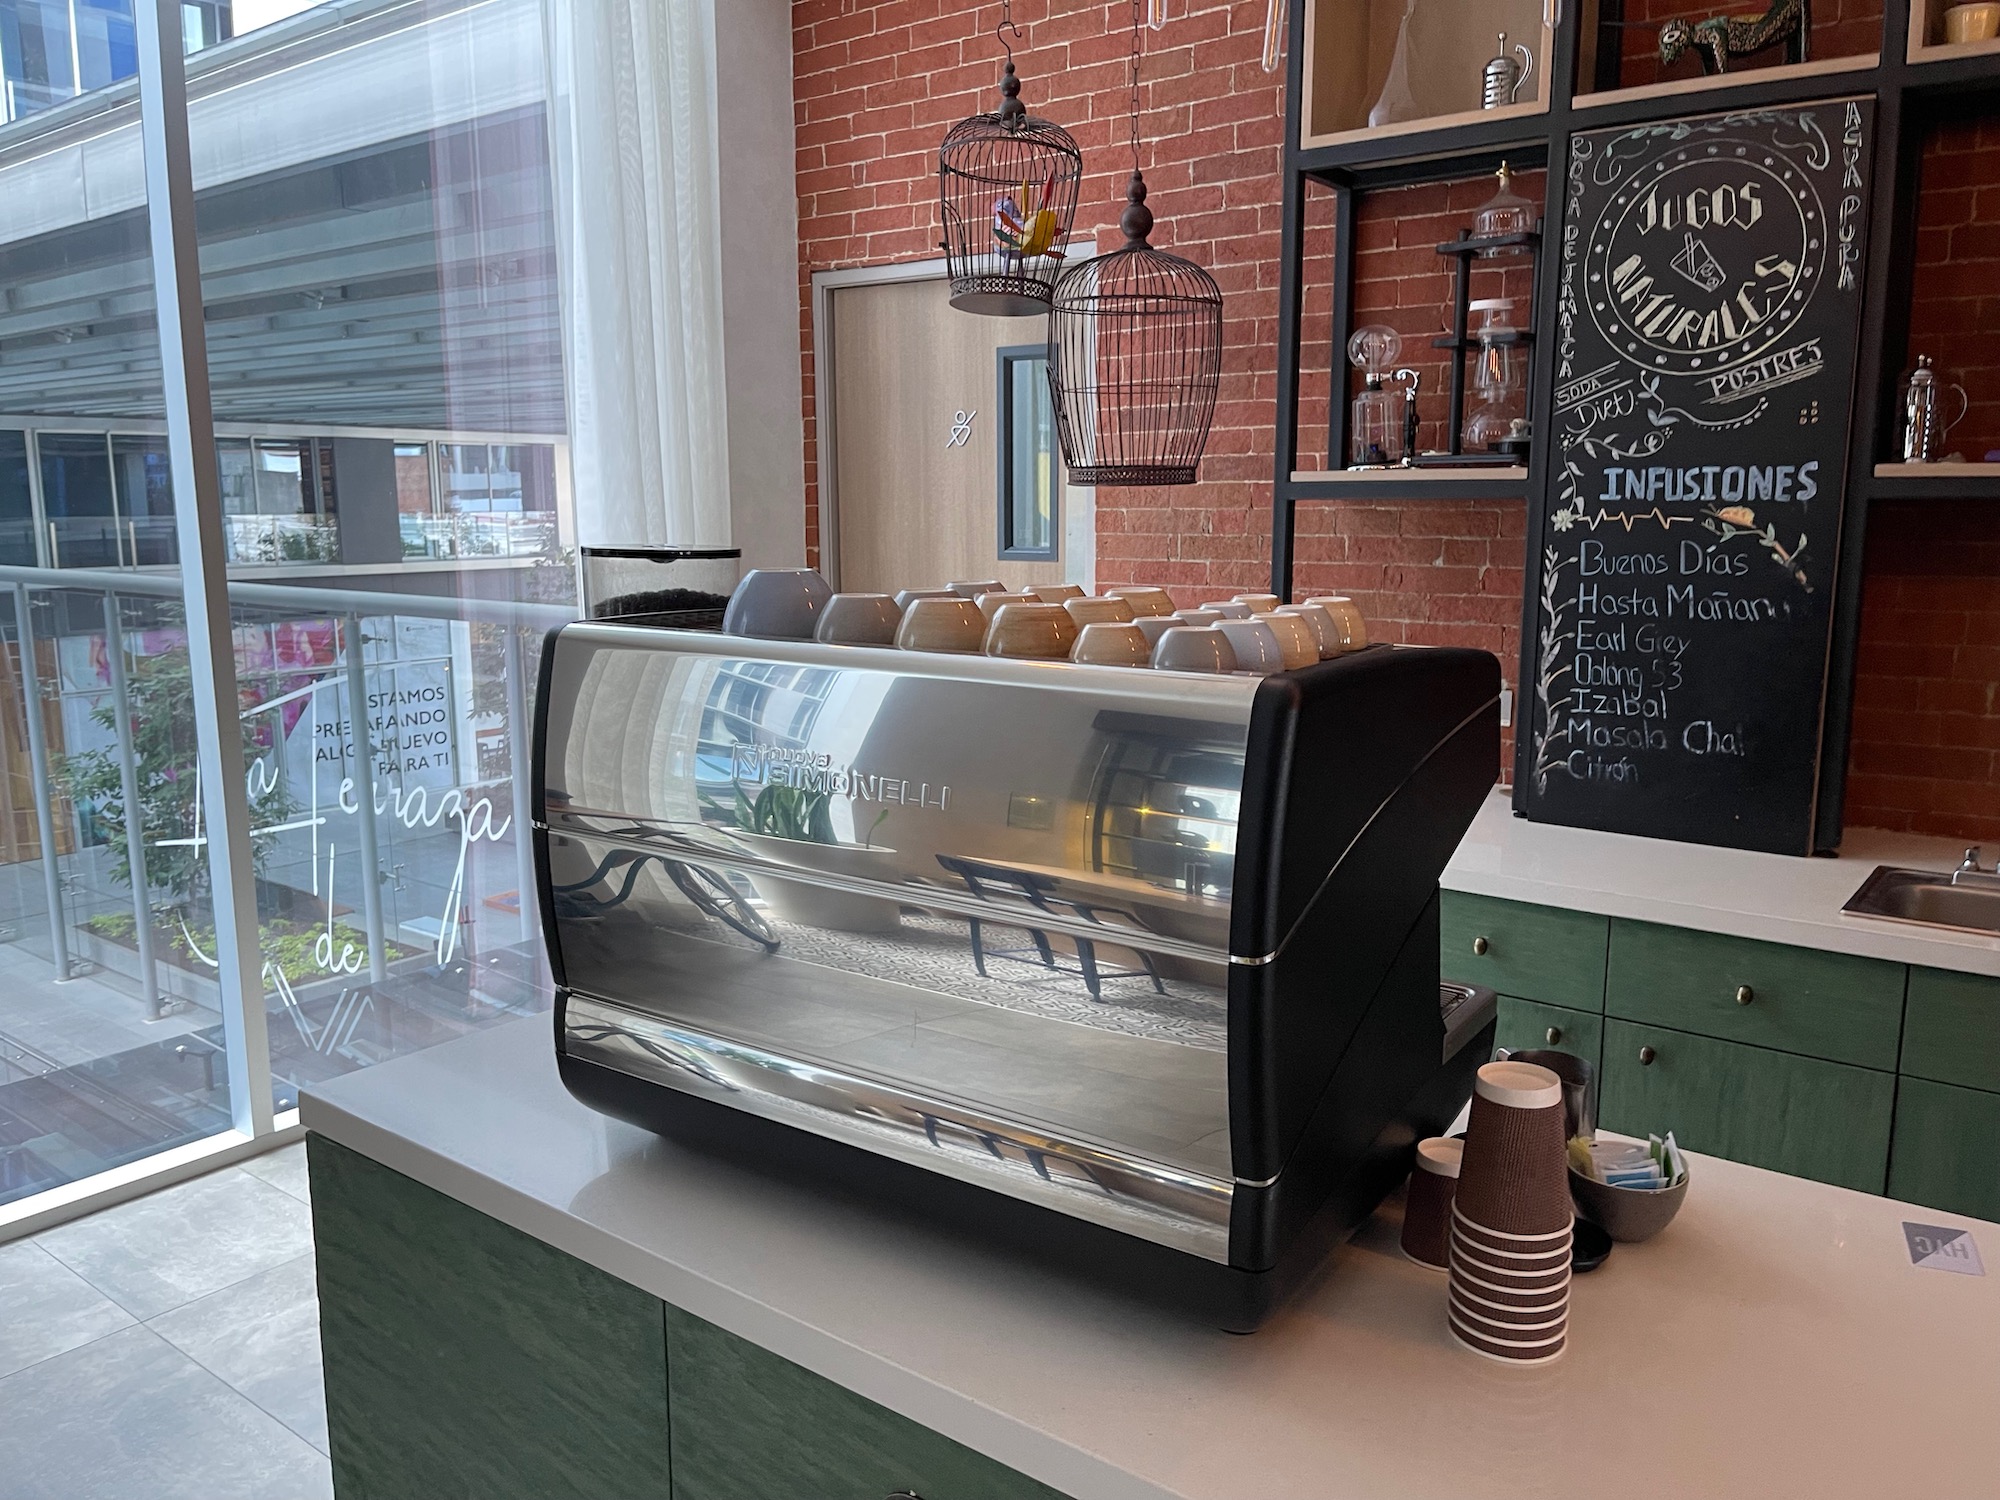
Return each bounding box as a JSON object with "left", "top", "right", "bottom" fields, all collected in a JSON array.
[{"left": 1596, "top": 460, "right": 1818, "bottom": 506}]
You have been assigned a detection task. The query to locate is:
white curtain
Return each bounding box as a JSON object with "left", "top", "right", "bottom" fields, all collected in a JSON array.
[{"left": 543, "top": 0, "right": 732, "bottom": 548}]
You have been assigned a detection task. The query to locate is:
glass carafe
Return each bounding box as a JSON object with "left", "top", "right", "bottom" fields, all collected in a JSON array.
[{"left": 1348, "top": 325, "right": 1407, "bottom": 468}]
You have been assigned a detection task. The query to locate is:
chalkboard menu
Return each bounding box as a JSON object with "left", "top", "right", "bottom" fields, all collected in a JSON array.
[{"left": 1521, "top": 100, "right": 1873, "bottom": 855}]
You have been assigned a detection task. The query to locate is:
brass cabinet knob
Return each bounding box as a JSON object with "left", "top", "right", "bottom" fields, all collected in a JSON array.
[
  {"left": 1735, "top": 984, "right": 1754, "bottom": 1006},
  {"left": 1639, "top": 1045, "right": 1657, "bottom": 1065},
  {"left": 1545, "top": 1026, "right": 1562, "bottom": 1044},
  {"left": 1472, "top": 935, "right": 1490, "bottom": 956}
]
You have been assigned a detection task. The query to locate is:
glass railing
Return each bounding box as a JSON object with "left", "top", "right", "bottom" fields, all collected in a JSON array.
[
  {"left": 0, "top": 563, "right": 573, "bottom": 1208},
  {"left": 399, "top": 512, "right": 560, "bottom": 561}
]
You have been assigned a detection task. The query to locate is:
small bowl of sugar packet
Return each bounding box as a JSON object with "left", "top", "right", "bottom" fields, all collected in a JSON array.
[{"left": 1568, "top": 1133, "right": 1689, "bottom": 1243}]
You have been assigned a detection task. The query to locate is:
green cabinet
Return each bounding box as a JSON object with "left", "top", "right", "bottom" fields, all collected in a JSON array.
[
  {"left": 309, "top": 1136, "right": 1071, "bottom": 1500},
  {"left": 310, "top": 1135, "right": 672, "bottom": 1500},
  {"left": 1493, "top": 997, "right": 1603, "bottom": 1070},
  {"left": 1440, "top": 891, "right": 1608, "bottom": 1011},
  {"left": 667, "top": 1306, "right": 1067, "bottom": 1500},
  {"left": 1889, "top": 1077, "right": 2000, "bottom": 1223},
  {"left": 1901, "top": 968, "right": 2000, "bottom": 1094},
  {"left": 1605, "top": 919, "right": 1906, "bottom": 1071},
  {"left": 1598, "top": 1020, "right": 1895, "bottom": 1193}
]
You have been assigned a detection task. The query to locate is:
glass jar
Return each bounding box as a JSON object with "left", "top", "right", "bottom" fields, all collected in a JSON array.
[
  {"left": 1471, "top": 162, "right": 1535, "bottom": 254},
  {"left": 1347, "top": 325, "right": 1407, "bottom": 468}
]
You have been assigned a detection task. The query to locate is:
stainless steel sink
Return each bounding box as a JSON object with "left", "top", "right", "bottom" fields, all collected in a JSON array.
[{"left": 1844, "top": 866, "right": 2000, "bottom": 937}]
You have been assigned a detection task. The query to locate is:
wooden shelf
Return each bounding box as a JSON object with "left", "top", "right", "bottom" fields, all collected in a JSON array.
[
  {"left": 1571, "top": 52, "right": 1881, "bottom": 112},
  {"left": 1868, "top": 463, "right": 2000, "bottom": 500},
  {"left": 1908, "top": 0, "right": 2000, "bottom": 62},
  {"left": 1285, "top": 467, "right": 1529, "bottom": 501}
]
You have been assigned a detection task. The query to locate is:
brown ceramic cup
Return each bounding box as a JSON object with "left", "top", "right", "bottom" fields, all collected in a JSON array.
[
  {"left": 1071, "top": 622, "right": 1153, "bottom": 668},
  {"left": 1273, "top": 603, "right": 1341, "bottom": 658},
  {"left": 894, "top": 596, "right": 987, "bottom": 653},
  {"left": 1104, "top": 586, "right": 1176, "bottom": 617},
  {"left": 815, "top": 593, "right": 903, "bottom": 646},
  {"left": 1262, "top": 611, "right": 1320, "bottom": 670},
  {"left": 1028, "top": 583, "right": 1085, "bottom": 603},
  {"left": 984, "top": 601, "right": 1078, "bottom": 659},
  {"left": 1304, "top": 594, "right": 1368, "bottom": 650},
  {"left": 1064, "top": 595, "right": 1137, "bottom": 629},
  {"left": 1233, "top": 592, "right": 1282, "bottom": 614},
  {"left": 976, "top": 590, "right": 1038, "bottom": 621}
]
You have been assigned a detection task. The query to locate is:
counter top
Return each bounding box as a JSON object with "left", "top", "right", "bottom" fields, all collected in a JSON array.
[
  {"left": 1445, "top": 789, "right": 2000, "bottom": 977},
  {"left": 303, "top": 1018, "right": 2000, "bottom": 1500}
]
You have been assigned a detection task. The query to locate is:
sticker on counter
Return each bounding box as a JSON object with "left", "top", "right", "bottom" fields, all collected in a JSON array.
[{"left": 1903, "top": 1223, "right": 1985, "bottom": 1276}]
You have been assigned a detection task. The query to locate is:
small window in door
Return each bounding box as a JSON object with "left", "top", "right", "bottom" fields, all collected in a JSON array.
[{"left": 997, "top": 345, "right": 1058, "bottom": 561}]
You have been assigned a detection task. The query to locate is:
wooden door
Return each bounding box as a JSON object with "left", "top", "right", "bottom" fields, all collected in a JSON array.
[{"left": 829, "top": 277, "right": 1066, "bottom": 595}]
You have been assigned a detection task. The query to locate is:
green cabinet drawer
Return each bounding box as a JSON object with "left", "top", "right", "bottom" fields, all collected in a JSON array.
[
  {"left": 667, "top": 1305, "right": 1069, "bottom": 1500},
  {"left": 1605, "top": 920, "right": 1905, "bottom": 1070},
  {"left": 1901, "top": 968, "right": 2000, "bottom": 1094},
  {"left": 1440, "top": 891, "right": 1608, "bottom": 1011},
  {"left": 1494, "top": 997, "right": 1603, "bottom": 1071},
  {"left": 1889, "top": 1077, "right": 2000, "bottom": 1223},
  {"left": 309, "top": 1135, "right": 672, "bottom": 1500},
  {"left": 1598, "top": 1020, "right": 1894, "bottom": 1193}
]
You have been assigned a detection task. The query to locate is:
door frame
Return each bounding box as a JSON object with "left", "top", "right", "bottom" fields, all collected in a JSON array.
[{"left": 809, "top": 252, "right": 1091, "bottom": 593}]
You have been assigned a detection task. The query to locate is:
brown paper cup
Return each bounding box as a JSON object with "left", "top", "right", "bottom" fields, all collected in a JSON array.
[
  {"left": 1448, "top": 1310, "right": 1567, "bottom": 1365},
  {"left": 1399, "top": 1138, "right": 1463, "bottom": 1271},
  {"left": 1455, "top": 1061, "right": 1573, "bottom": 1237}
]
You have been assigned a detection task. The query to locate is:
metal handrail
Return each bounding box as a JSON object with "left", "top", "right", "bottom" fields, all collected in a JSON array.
[{"left": 0, "top": 562, "right": 576, "bottom": 629}]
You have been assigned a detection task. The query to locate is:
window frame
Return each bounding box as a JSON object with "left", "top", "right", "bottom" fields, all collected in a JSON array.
[{"left": 994, "top": 343, "right": 1059, "bottom": 563}]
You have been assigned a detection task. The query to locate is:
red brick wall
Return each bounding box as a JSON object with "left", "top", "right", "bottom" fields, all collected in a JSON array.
[
  {"left": 1907, "top": 116, "right": 2000, "bottom": 461},
  {"left": 1844, "top": 499, "right": 2000, "bottom": 841},
  {"left": 793, "top": 4, "right": 1997, "bottom": 839},
  {"left": 1841, "top": 117, "right": 2000, "bottom": 842}
]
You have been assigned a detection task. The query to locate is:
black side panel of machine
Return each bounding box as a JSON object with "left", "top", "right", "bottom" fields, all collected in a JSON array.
[
  {"left": 531, "top": 627, "right": 571, "bottom": 993},
  {"left": 1225, "top": 647, "right": 1501, "bottom": 1193}
]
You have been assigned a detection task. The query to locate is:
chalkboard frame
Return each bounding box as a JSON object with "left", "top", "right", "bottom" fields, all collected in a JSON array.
[{"left": 1266, "top": 0, "right": 2000, "bottom": 854}]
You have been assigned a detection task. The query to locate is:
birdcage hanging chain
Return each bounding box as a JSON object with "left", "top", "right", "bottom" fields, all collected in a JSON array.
[
  {"left": 1129, "top": 0, "right": 1145, "bottom": 174},
  {"left": 997, "top": 0, "right": 1020, "bottom": 65}
]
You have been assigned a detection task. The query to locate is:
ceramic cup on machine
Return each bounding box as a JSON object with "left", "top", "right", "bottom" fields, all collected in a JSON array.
[
  {"left": 1233, "top": 593, "right": 1282, "bottom": 614},
  {"left": 894, "top": 597, "right": 988, "bottom": 654},
  {"left": 1202, "top": 600, "right": 1255, "bottom": 620},
  {"left": 1216, "top": 618, "right": 1284, "bottom": 674},
  {"left": 1305, "top": 595, "right": 1369, "bottom": 651},
  {"left": 948, "top": 579, "right": 1005, "bottom": 599},
  {"left": 894, "top": 587, "right": 958, "bottom": 612},
  {"left": 1261, "top": 612, "right": 1321, "bottom": 671},
  {"left": 1071, "top": 622, "right": 1153, "bottom": 668},
  {"left": 1028, "top": 583, "right": 1086, "bottom": 604},
  {"left": 976, "top": 590, "right": 1038, "bottom": 621},
  {"left": 723, "top": 569, "right": 833, "bottom": 640},
  {"left": 1104, "top": 586, "right": 1176, "bottom": 617},
  {"left": 984, "top": 602, "right": 1079, "bottom": 660},
  {"left": 1134, "top": 615, "right": 1182, "bottom": 650},
  {"left": 814, "top": 593, "right": 903, "bottom": 646},
  {"left": 1150, "top": 626, "right": 1238, "bottom": 674},
  {"left": 1171, "top": 608, "right": 1223, "bottom": 629},
  {"left": 1064, "top": 596, "right": 1136, "bottom": 629},
  {"left": 1273, "top": 603, "right": 1342, "bottom": 659}
]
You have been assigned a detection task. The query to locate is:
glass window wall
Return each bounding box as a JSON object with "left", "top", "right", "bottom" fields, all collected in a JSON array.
[{"left": 0, "top": 0, "right": 578, "bottom": 1222}]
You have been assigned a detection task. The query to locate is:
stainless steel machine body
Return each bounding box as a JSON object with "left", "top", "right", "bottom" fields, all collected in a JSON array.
[{"left": 535, "top": 626, "right": 1500, "bottom": 1326}]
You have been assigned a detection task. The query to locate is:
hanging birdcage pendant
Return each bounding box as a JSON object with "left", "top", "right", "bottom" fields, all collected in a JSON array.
[
  {"left": 1048, "top": 172, "right": 1223, "bottom": 486},
  {"left": 939, "top": 62, "right": 1082, "bottom": 316}
]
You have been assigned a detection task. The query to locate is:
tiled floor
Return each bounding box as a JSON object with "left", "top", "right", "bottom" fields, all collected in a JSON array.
[{"left": 0, "top": 1144, "right": 332, "bottom": 1500}]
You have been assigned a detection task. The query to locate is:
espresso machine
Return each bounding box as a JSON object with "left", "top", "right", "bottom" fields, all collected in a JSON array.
[{"left": 534, "top": 626, "right": 1499, "bottom": 1328}]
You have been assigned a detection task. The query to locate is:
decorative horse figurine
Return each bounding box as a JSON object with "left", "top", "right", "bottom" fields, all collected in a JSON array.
[{"left": 1658, "top": 0, "right": 1810, "bottom": 74}]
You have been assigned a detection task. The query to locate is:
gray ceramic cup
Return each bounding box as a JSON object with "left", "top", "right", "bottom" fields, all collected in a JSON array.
[
  {"left": 1171, "top": 608, "right": 1223, "bottom": 629},
  {"left": 1202, "top": 601, "right": 1255, "bottom": 620},
  {"left": 1151, "top": 625, "right": 1238, "bottom": 674},
  {"left": 948, "top": 579, "right": 1004, "bottom": 599},
  {"left": 724, "top": 568, "right": 833, "bottom": 640},
  {"left": 815, "top": 593, "right": 903, "bottom": 646},
  {"left": 1274, "top": 603, "right": 1341, "bottom": 658},
  {"left": 1216, "top": 618, "right": 1283, "bottom": 674},
  {"left": 894, "top": 587, "right": 957, "bottom": 611},
  {"left": 1134, "top": 615, "right": 1181, "bottom": 649}
]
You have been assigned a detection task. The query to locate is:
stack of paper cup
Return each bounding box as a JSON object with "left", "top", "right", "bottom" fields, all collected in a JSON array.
[
  {"left": 1447, "top": 1061, "right": 1573, "bottom": 1365},
  {"left": 1399, "top": 1137, "right": 1463, "bottom": 1271}
]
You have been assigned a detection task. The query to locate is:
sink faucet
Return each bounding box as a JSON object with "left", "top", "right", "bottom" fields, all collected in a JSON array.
[{"left": 1951, "top": 848, "right": 2000, "bottom": 889}]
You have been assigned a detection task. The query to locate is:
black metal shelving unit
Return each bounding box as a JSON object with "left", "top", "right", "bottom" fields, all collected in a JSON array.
[{"left": 1268, "top": 0, "right": 2000, "bottom": 850}]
